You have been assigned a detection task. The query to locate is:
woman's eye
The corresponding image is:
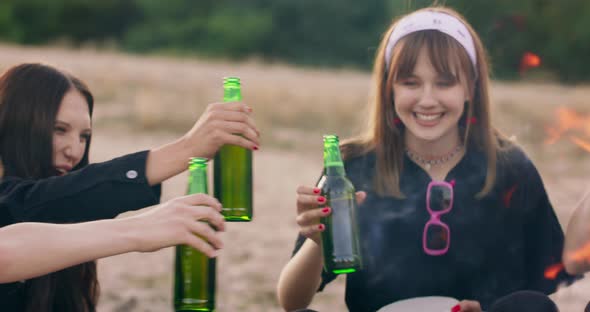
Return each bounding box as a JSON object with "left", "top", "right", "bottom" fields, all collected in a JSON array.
[
  {"left": 437, "top": 79, "right": 457, "bottom": 87},
  {"left": 401, "top": 80, "right": 418, "bottom": 86},
  {"left": 54, "top": 127, "right": 66, "bottom": 134}
]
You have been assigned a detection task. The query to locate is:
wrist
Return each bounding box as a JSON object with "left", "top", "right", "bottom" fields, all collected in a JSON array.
[
  {"left": 178, "top": 133, "right": 208, "bottom": 159},
  {"left": 115, "top": 217, "right": 143, "bottom": 253},
  {"left": 146, "top": 136, "right": 195, "bottom": 184}
]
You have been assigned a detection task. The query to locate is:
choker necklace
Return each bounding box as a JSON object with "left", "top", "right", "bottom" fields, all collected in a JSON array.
[{"left": 405, "top": 144, "right": 463, "bottom": 171}]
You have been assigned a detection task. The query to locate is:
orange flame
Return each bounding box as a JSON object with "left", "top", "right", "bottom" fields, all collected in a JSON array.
[
  {"left": 567, "top": 241, "right": 590, "bottom": 263},
  {"left": 544, "top": 263, "right": 564, "bottom": 280},
  {"left": 545, "top": 108, "right": 590, "bottom": 151},
  {"left": 570, "top": 136, "right": 590, "bottom": 153}
]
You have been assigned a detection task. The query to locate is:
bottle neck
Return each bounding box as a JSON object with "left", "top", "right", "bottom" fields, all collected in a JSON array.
[
  {"left": 325, "top": 165, "right": 346, "bottom": 176},
  {"left": 323, "top": 144, "right": 345, "bottom": 176},
  {"left": 223, "top": 87, "right": 242, "bottom": 102},
  {"left": 187, "top": 168, "right": 208, "bottom": 194}
]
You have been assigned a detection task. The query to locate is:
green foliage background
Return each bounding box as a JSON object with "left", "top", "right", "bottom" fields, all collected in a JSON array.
[{"left": 0, "top": 0, "right": 588, "bottom": 81}]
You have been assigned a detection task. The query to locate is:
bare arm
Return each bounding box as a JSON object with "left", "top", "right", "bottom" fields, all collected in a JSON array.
[
  {"left": 277, "top": 239, "right": 324, "bottom": 310},
  {"left": 0, "top": 193, "right": 225, "bottom": 283},
  {"left": 563, "top": 188, "right": 590, "bottom": 275},
  {"left": 276, "top": 186, "right": 366, "bottom": 311},
  {"left": 0, "top": 219, "right": 141, "bottom": 283},
  {"left": 146, "top": 102, "right": 259, "bottom": 185}
]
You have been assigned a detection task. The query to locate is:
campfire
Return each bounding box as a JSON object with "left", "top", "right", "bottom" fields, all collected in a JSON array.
[
  {"left": 543, "top": 108, "right": 590, "bottom": 279},
  {"left": 545, "top": 107, "right": 590, "bottom": 153}
]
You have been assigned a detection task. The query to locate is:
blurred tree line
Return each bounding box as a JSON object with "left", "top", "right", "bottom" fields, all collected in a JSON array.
[{"left": 0, "top": 0, "right": 588, "bottom": 81}]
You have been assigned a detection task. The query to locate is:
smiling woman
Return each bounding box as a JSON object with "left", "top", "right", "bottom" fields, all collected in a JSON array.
[
  {"left": 277, "top": 6, "right": 579, "bottom": 312},
  {"left": 0, "top": 63, "right": 260, "bottom": 312}
]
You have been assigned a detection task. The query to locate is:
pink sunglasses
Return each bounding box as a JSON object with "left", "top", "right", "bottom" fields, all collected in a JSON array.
[{"left": 423, "top": 180, "right": 454, "bottom": 256}]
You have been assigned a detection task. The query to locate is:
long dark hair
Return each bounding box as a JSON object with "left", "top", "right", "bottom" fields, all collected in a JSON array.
[{"left": 0, "top": 63, "right": 98, "bottom": 312}]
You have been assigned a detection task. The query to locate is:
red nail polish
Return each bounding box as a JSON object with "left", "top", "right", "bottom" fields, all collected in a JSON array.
[
  {"left": 313, "top": 188, "right": 321, "bottom": 194},
  {"left": 451, "top": 304, "right": 461, "bottom": 312},
  {"left": 317, "top": 196, "right": 326, "bottom": 203},
  {"left": 252, "top": 146, "right": 259, "bottom": 151},
  {"left": 322, "top": 207, "right": 330, "bottom": 214},
  {"left": 318, "top": 224, "right": 325, "bottom": 230}
]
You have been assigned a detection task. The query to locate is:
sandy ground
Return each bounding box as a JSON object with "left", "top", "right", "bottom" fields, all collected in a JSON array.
[{"left": 88, "top": 126, "right": 590, "bottom": 312}]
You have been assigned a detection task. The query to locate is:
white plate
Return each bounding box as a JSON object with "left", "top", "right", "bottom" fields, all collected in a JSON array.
[{"left": 377, "top": 296, "right": 459, "bottom": 312}]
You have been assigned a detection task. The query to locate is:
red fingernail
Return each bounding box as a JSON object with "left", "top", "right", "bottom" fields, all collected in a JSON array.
[
  {"left": 317, "top": 196, "right": 326, "bottom": 203},
  {"left": 253, "top": 146, "right": 259, "bottom": 151},
  {"left": 313, "top": 188, "right": 321, "bottom": 194},
  {"left": 322, "top": 207, "right": 330, "bottom": 214},
  {"left": 318, "top": 224, "right": 325, "bottom": 230},
  {"left": 451, "top": 304, "right": 461, "bottom": 312}
]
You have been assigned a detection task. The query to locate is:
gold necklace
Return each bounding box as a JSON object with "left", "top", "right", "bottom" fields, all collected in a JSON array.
[{"left": 405, "top": 144, "right": 463, "bottom": 171}]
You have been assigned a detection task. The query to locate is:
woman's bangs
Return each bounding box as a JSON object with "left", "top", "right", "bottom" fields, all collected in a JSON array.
[
  {"left": 427, "top": 31, "right": 472, "bottom": 83},
  {"left": 391, "top": 31, "right": 470, "bottom": 83},
  {"left": 390, "top": 35, "right": 421, "bottom": 82}
]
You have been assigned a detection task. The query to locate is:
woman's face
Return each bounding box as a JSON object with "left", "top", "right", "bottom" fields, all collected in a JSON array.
[
  {"left": 393, "top": 45, "right": 468, "bottom": 146},
  {"left": 53, "top": 89, "right": 91, "bottom": 175}
]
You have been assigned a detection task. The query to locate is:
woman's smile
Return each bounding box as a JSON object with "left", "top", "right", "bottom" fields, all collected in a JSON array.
[{"left": 413, "top": 112, "right": 445, "bottom": 127}]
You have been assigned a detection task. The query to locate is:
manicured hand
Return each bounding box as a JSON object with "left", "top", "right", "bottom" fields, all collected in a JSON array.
[
  {"left": 296, "top": 185, "right": 366, "bottom": 244},
  {"left": 185, "top": 101, "right": 260, "bottom": 159}
]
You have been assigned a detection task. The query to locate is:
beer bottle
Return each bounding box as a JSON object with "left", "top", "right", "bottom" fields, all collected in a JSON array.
[
  {"left": 317, "top": 135, "right": 362, "bottom": 274},
  {"left": 213, "top": 77, "right": 253, "bottom": 222},
  {"left": 174, "top": 157, "right": 216, "bottom": 311}
]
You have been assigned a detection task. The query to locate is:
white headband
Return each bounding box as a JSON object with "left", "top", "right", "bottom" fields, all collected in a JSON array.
[{"left": 384, "top": 10, "right": 477, "bottom": 70}]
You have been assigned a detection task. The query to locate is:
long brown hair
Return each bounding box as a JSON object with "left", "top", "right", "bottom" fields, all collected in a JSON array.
[
  {"left": 341, "top": 6, "right": 504, "bottom": 198},
  {"left": 0, "top": 63, "right": 98, "bottom": 312}
]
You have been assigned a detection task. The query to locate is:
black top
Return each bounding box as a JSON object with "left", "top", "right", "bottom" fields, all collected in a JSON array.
[
  {"left": 0, "top": 150, "right": 161, "bottom": 311},
  {"left": 293, "top": 145, "right": 579, "bottom": 311}
]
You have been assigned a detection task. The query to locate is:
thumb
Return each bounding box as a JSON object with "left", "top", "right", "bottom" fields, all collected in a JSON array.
[{"left": 355, "top": 191, "right": 367, "bottom": 205}]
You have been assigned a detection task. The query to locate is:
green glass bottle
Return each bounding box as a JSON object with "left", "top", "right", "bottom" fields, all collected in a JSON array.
[
  {"left": 174, "top": 158, "right": 216, "bottom": 311},
  {"left": 317, "top": 135, "right": 362, "bottom": 274},
  {"left": 213, "top": 77, "right": 253, "bottom": 222}
]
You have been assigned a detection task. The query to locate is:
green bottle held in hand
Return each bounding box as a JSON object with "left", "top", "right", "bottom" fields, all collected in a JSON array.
[
  {"left": 174, "top": 158, "right": 216, "bottom": 311},
  {"left": 214, "top": 77, "right": 253, "bottom": 222},
  {"left": 318, "top": 135, "right": 362, "bottom": 274}
]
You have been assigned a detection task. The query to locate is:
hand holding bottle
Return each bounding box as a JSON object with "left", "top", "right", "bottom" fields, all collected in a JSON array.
[
  {"left": 296, "top": 186, "right": 366, "bottom": 245},
  {"left": 184, "top": 101, "right": 260, "bottom": 159},
  {"left": 130, "top": 193, "right": 225, "bottom": 257}
]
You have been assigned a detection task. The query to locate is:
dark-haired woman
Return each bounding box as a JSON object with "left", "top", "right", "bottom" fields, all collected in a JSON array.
[{"left": 0, "top": 63, "right": 260, "bottom": 312}]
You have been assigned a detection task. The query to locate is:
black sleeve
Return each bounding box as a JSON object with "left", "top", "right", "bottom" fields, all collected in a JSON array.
[
  {"left": 0, "top": 150, "right": 161, "bottom": 226},
  {"left": 521, "top": 160, "right": 581, "bottom": 291},
  {"left": 292, "top": 234, "right": 337, "bottom": 291}
]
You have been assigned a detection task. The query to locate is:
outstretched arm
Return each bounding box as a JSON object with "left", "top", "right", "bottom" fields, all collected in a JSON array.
[
  {"left": 145, "top": 101, "right": 260, "bottom": 185},
  {"left": 0, "top": 193, "right": 225, "bottom": 283}
]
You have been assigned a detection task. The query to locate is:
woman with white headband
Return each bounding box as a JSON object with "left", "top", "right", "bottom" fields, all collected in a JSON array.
[{"left": 278, "top": 6, "right": 578, "bottom": 312}]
